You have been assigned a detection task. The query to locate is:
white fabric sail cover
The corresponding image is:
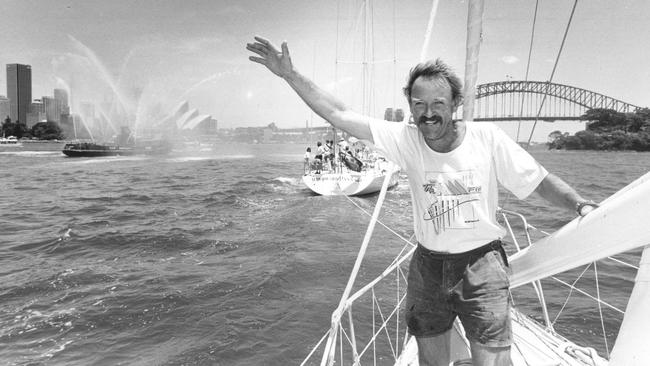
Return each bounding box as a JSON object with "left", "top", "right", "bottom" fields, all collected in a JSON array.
[
  {"left": 509, "top": 172, "right": 650, "bottom": 289},
  {"left": 609, "top": 245, "right": 650, "bottom": 365}
]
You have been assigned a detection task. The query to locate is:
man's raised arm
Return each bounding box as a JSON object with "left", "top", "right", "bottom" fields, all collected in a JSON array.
[{"left": 246, "top": 36, "right": 373, "bottom": 142}]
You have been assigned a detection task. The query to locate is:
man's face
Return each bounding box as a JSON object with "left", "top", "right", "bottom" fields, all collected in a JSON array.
[{"left": 409, "top": 76, "right": 457, "bottom": 141}]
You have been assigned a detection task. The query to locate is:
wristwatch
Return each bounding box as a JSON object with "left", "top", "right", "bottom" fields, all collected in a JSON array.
[{"left": 576, "top": 200, "right": 598, "bottom": 216}]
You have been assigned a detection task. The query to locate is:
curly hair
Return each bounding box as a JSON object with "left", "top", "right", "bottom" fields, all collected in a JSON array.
[{"left": 403, "top": 59, "right": 463, "bottom": 106}]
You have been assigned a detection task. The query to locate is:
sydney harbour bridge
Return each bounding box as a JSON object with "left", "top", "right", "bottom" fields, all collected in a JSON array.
[{"left": 458, "top": 80, "right": 642, "bottom": 122}]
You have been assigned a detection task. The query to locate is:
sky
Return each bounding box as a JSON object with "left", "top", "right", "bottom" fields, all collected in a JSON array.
[{"left": 1, "top": 0, "right": 649, "bottom": 141}]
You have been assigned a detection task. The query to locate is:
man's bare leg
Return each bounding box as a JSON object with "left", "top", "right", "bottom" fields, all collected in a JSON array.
[
  {"left": 469, "top": 341, "right": 511, "bottom": 366},
  {"left": 416, "top": 330, "right": 451, "bottom": 366}
]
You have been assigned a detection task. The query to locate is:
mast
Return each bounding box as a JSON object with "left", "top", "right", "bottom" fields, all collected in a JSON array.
[
  {"left": 362, "top": 0, "right": 373, "bottom": 117},
  {"left": 462, "top": 0, "right": 484, "bottom": 122},
  {"left": 309, "top": 41, "right": 316, "bottom": 147},
  {"left": 419, "top": 0, "right": 440, "bottom": 62}
]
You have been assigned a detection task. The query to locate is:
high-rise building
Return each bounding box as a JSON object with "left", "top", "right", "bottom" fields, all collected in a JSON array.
[
  {"left": 6, "top": 64, "right": 32, "bottom": 124},
  {"left": 0, "top": 95, "right": 10, "bottom": 121},
  {"left": 53, "top": 88, "right": 68, "bottom": 107},
  {"left": 42, "top": 96, "right": 64, "bottom": 123},
  {"left": 53, "top": 88, "right": 69, "bottom": 115},
  {"left": 27, "top": 99, "right": 45, "bottom": 126}
]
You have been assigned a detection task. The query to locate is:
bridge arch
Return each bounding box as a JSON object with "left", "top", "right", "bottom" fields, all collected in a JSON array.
[{"left": 462, "top": 80, "right": 642, "bottom": 121}]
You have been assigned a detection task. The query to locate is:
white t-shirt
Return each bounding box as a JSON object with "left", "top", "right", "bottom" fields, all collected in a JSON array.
[{"left": 370, "top": 120, "right": 548, "bottom": 253}]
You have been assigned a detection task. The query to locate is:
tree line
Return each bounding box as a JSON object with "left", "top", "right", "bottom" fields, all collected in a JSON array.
[
  {"left": 1, "top": 117, "right": 64, "bottom": 140},
  {"left": 548, "top": 108, "right": 650, "bottom": 151}
]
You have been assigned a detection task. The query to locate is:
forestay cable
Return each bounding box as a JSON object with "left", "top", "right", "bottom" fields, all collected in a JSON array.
[
  {"left": 526, "top": 0, "right": 579, "bottom": 147},
  {"left": 515, "top": 0, "right": 540, "bottom": 142}
]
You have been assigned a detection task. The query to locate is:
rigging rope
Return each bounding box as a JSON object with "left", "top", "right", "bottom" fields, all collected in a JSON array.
[
  {"left": 504, "top": 0, "right": 576, "bottom": 211},
  {"left": 552, "top": 263, "right": 592, "bottom": 325},
  {"left": 343, "top": 194, "right": 416, "bottom": 248},
  {"left": 526, "top": 0, "right": 579, "bottom": 147},
  {"left": 593, "top": 262, "right": 610, "bottom": 357},
  {"left": 551, "top": 276, "right": 625, "bottom": 315},
  {"left": 515, "top": 0, "right": 539, "bottom": 142}
]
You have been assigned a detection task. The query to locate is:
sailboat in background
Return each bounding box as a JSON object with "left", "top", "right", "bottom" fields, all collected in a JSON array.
[
  {"left": 301, "top": 0, "right": 400, "bottom": 196},
  {"left": 302, "top": 156, "right": 399, "bottom": 196},
  {"left": 301, "top": 1, "right": 650, "bottom": 365}
]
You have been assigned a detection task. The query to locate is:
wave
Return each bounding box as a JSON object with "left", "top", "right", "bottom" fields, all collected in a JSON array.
[
  {"left": 219, "top": 154, "right": 255, "bottom": 159},
  {"left": 166, "top": 156, "right": 220, "bottom": 163},
  {"left": 62, "top": 156, "right": 148, "bottom": 164},
  {"left": 273, "top": 176, "right": 300, "bottom": 185},
  {"left": 6, "top": 228, "right": 77, "bottom": 254},
  {"left": 167, "top": 154, "right": 255, "bottom": 163},
  {"left": 0, "top": 150, "right": 63, "bottom": 156}
]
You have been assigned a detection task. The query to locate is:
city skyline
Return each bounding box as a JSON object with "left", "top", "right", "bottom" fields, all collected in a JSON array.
[
  {"left": 2, "top": 0, "right": 648, "bottom": 141},
  {"left": 3, "top": 63, "right": 72, "bottom": 127}
]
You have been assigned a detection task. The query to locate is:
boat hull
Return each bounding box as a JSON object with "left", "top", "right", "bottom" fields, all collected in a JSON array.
[
  {"left": 62, "top": 148, "right": 136, "bottom": 157},
  {"left": 62, "top": 141, "right": 172, "bottom": 157},
  {"left": 302, "top": 168, "right": 400, "bottom": 196}
]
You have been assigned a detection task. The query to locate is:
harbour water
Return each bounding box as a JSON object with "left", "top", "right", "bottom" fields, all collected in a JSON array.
[{"left": 1, "top": 142, "right": 649, "bottom": 365}]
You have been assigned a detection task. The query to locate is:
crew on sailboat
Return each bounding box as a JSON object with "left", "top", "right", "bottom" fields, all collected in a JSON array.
[
  {"left": 304, "top": 147, "right": 311, "bottom": 174},
  {"left": 324, "top": 140, "right": 334, "bottom": 170},
  {"left": 314, "top": 141, "right": 324, "bottom": 174},
  {"left": 338, "top": 147, "right": 363, "bottom": 172},
  {"left": 247, "top": 36, "right": 598, "bottom": 366}
]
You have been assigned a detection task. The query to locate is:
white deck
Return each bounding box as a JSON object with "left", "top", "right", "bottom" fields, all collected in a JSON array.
[{"left": 395, "top": 310, "right": 607, "bottom": 366}]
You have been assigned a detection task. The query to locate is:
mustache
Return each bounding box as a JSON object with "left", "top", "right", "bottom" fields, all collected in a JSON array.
[{"left": 417, "top": 115, "right": 443, "bottom": 125}]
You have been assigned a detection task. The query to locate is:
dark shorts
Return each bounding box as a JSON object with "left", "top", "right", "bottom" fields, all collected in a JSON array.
[{"left": 405, "top": 240, "right": 512, "bottom": 347}]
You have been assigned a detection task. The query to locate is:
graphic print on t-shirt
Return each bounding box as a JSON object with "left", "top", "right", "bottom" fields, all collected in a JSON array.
[{"left": 422, "top": 169, "right": 481, "bottom": 234}]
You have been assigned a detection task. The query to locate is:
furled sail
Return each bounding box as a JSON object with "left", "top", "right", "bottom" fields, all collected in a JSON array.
[{"left": 510, "top": 171, "right": 650, "bottom": 288}]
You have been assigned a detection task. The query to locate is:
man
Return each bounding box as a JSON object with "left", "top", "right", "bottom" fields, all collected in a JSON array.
[
  {"left": 324, "top": 139, "right": 334, "bottom": 170},
  {"left": 304, "top": 146, "right": 312, "bottom": 174},
  {"left": 247, "top": 36, "right": 597, "bottom": 366},
  {"left": 314, "top": 141, "right": 324, "bottom": 173}
]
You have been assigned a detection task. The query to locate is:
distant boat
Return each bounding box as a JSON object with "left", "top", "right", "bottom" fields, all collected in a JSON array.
[
  {"left": 62, "top": 125, "right": 172, "bottom": 157},
  {"left": 62, "top": 140, "right": 172, "bottom": 157}
]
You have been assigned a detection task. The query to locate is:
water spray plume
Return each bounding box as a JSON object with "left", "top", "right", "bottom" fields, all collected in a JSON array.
[
  {"left": 50, "top": 34, "right": 214, "bottom": 144},
  {"left": 67, "top": 35, "right": 136, "bottom": 117},
  {"left": 180, "top": 69, "right": 239, "bottom": 99}
]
